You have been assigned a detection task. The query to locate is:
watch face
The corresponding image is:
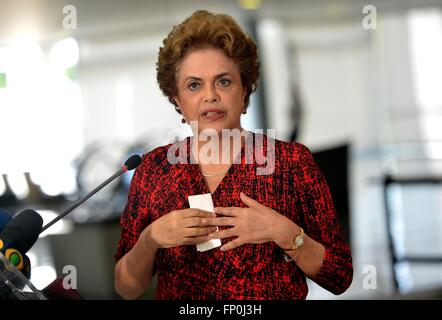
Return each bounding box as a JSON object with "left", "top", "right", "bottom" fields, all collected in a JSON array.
[{"left": 295, "top": 236, "right": 304, "bottom": 247}]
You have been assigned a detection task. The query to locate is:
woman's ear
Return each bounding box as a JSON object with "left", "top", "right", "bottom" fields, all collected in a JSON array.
[
  {"left": 172, "top": 97, "right": 184, "bottom": 116},
  {"left": 173, "top": 96, "right": 181, "bottom": 108}
]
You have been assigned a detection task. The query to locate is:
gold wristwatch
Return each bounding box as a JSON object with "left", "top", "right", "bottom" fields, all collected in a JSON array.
[{"left": 284, "top": 227, "right": 305, "bottom": 251}]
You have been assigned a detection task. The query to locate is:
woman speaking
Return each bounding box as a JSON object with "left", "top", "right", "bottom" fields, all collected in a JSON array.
[{"left": 114, "top": 10, "right": 352, "bottom": 300}]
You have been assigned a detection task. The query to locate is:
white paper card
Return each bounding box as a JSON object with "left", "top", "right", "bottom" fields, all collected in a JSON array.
[{"left": 188, "top": 193, "right": 221, "bottom": 252}]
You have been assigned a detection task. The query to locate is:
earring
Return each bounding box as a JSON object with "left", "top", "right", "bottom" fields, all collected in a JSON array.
[
  {"left": 242, "top": 107, "right": 247, "bottom": 114},
  {"left": 181, "top": 118, "right": 186, "bottom": 124}
]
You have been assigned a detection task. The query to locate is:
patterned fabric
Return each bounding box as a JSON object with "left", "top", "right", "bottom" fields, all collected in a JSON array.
[{"left": 115, "top": 132, "right": 353, "bottom": 299}]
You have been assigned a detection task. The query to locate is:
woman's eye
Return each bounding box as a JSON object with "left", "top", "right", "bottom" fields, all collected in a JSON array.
[
  {"left": 219, "top": 79, "right": 231, "bottom": 87},
  {"left": 188, "top": 82, "right": 200, "bottom": 91}
]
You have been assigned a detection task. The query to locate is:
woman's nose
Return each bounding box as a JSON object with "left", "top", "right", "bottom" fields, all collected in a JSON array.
[{"left": 203, "top": 85, "right": 219, "bottom": 103}]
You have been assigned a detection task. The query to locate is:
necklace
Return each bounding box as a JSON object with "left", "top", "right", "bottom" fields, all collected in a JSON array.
[{"left": 201, "top": 170, "right": 229, "bottom": 178}]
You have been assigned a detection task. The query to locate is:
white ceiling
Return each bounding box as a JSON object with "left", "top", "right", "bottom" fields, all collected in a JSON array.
[{"left": 0, "top": 0, "right": 441, "bottom": 46}]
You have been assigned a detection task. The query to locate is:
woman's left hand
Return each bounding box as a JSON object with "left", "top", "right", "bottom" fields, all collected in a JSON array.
[{"left": 209, "top": 192, "right": 297, "bottom": 251}]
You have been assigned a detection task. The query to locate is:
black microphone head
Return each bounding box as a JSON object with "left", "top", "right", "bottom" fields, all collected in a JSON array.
[
  {"left": 0, "top": 209, "right": 43, "bottom": 253},
  {"left": 124, "top": 154, "right": 142, "bottom": 171}
]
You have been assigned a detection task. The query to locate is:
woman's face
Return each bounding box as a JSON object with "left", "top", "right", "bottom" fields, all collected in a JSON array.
[{"left": 173, "top": 48, "right": 246, "bottom": 135}]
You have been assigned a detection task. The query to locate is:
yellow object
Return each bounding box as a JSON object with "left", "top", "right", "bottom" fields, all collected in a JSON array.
[
  {"left": 5, "top": 248, "right": 24, "bottom": 270},
  {"left": 239, "top": 0, "right": 262, "bottom": 10}
]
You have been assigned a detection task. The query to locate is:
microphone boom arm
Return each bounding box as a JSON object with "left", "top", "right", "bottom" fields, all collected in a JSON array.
[{"left": 40, "top": 166, "right": 126, "bottom": 233}]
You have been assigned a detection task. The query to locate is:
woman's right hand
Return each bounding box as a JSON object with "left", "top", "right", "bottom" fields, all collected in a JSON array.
[{"left": 143, "top": 209, "right": 217, "bottom": 250}]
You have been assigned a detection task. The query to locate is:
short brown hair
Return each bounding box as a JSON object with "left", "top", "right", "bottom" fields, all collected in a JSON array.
[{"left": 156, "top": 10, "right": 260, "bottom": 114}]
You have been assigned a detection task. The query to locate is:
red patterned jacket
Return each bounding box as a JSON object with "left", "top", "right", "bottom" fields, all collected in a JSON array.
[{"left": 115, "top": 132, "right": 353, "bottom": 299}]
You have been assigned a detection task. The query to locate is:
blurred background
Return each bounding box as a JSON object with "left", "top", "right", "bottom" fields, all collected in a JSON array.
[{"left": 0, "top": 0, "right": 441, "bottom": 299}]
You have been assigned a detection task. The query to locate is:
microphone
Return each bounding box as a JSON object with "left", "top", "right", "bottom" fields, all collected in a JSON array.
[
  {"left": 0, "top": 209, "right": 43, "bottom": 277},
  {"left": 0, "top": 209, "right": 12, "bottom": 232},
  {"left": 41, "top": 154, "right": 142, "bottom": 233}
]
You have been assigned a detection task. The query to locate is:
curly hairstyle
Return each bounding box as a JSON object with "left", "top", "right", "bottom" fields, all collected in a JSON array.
[{"left": 156, "top": 10, "right": 260, "bottom": 114}]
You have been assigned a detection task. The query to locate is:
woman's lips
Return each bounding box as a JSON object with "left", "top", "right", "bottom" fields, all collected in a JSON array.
[{"left": 201, "top": 110, "right": 225, "bottom": 121}]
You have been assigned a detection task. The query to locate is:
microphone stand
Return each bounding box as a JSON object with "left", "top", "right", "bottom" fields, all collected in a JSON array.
[{"left": 40, "top": 166, "right": 127, "bottom": 233}]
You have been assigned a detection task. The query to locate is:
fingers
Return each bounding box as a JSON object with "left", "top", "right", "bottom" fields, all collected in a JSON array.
[
  {"left": 184, "top": 216, "right": 235, "bottom": 227},
  {"left": 214, "top": 207, "right": 239, "bottom": 216},
  {"left": 239, "top": 192, "right": 261, "bottom": 208},
  {"left": 183, "top": 217, "right": 210, "bottom": 227},
  {"left": 220, "top": 238, "right": 244, "bottom": 251},
  {"left": 185, "top": 226, "right": 217, "bottom": 237},
  {"left": 182, "top": 209, "right": 216, "bottom": 218},
  {"left": 212, "top": 216, "right": 235, "bottom": 226},
  {"left": 182, "top": 235, "right": 213, "bottom": 245},
  {"left": 208, "top": 227, "right": 236, "bottom": 239}
]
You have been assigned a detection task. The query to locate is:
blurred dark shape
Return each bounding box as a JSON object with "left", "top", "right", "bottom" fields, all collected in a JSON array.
[
  {"left": 24, "top": 172, "right": 46, "bottom": 204},
  {"left": 289, "top": 86, "right": 303, "bottom": 143},
  {"left": 311, "top": 144, "right": 351, "bottom": 243},
  {"left": 41, "top": 278, "right": 83, "bottom": 300},
  {"left": 73, "top": 141, "right": 133, "bottom": 223},
  {"left": 47, "top": 221, "right": 122, "bottom": 299},
  {"left": 383, "top": 175, "right": 442, "bottom": 293},
  {"left": 40, "top": 153, "right": 141, "bottom": 234},
  {"left": 0, "top": 209, "right": 12, "bottom": 232},
  {"left": 0, "top": 174, "right": 19, "bottom": 208},
  {"left": 21, "top": 254, "right": 31, "bottom": 280},
  {"left": 72, "top": 131, "right": 179, "bottom": 224},
  {"left": 23, "top": 172, "right": 67, "bottom": 207}
]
